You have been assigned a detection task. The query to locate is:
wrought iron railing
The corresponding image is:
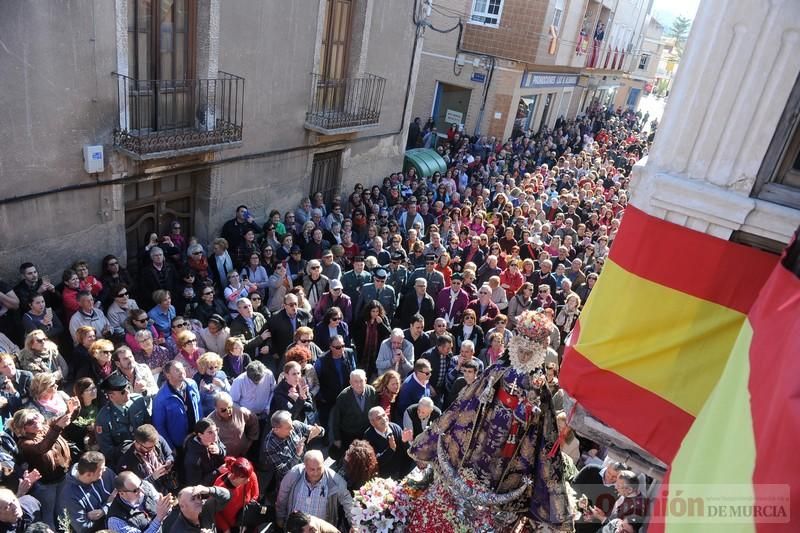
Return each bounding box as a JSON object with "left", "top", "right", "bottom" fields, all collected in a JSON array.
[
  {"left": 305, "top": 73, "right": 386, "bottom": 131},
  {"left": 114, "top": 71, "right": 244, "bottom": 156}
]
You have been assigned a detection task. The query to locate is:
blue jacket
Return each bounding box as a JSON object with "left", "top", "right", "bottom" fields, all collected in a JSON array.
[
  {"left": 152, "top": 380, "right": 201, "bottom": 450},
  {"left": 64, "top": 464, "right": 116, "bottom": 533},
  {"left": 394, "top": 374, "right": 430, "bottom": 424}
]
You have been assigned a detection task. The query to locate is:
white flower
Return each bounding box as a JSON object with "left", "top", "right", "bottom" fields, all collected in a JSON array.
[{"left": 375, "top": 518, "right": 394, "bottom": 533}]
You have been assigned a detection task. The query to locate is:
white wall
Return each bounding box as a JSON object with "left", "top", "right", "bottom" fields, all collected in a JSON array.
[{"left": 631, "top": 0, "right": 800, "bottom": 243}]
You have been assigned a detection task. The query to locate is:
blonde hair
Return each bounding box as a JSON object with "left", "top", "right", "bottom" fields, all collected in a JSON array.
[
  {"left": 294, "top": 326, "right": 313, "bottom": 341},
  {"left": 24, "top": 330, "right": 54, "bottom": 351},
  {"left": 197, "top": 352, "right": 223, "bottom": 374},
  {"left": 30, "top": 372, "right": 58, "bottom": 400},
  {"left": 177, "top": 329, "right": 196, "bottom": 347},
  {"left": 89, "top": 339, "right": 114, "bottom": 359},
  {"left": 10, "top": 409, "right": 43, "bottom": 436}
]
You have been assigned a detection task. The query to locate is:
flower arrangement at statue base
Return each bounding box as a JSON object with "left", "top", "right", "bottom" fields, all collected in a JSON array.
[
  {"left": 405, "top": 467, "right": 501, "bottom": 533},
  {"left": 351, "top": 477, "right": 413, "bottom": 533},
  {"left": 405, "top": 477, "right": 499, "bottom": 532}
]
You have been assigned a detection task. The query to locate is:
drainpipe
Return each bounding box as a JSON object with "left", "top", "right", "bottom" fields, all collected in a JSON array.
[{"left": 473, "top": 56, "right": 496, "bottom": 137}]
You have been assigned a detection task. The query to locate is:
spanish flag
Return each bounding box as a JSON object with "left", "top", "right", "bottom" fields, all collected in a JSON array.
[
  {"left": 560, "top": 206, "right": 777, "bottom": 463},
  {"left": 561, "top": 206, "right": 799, "bottom": 531}
]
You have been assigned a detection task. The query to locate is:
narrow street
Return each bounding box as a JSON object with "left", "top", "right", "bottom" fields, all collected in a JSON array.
[{"left": 636, "top": 93, "right": 667, "bottom": 132}]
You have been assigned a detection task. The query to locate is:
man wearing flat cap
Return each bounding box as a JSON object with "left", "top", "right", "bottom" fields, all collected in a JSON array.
[
  {"left": 355, "top": 268, "right": 397, "bottom": 323},
  {"left": 95, "top": 372, "right": 150, "bottom": 463},
  {"left": 341, "top": 256, "right": 372, "bottom": 303},
  {"left": 410, "top": 254, "right": 445, "bottom": 298},
  {"left": 386, "top": 251, "right": 410, "bottom": 297}
]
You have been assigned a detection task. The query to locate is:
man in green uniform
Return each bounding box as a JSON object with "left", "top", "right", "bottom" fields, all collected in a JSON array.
[{"left": 95, "top": 372, "right": 150, "bottom": 464}]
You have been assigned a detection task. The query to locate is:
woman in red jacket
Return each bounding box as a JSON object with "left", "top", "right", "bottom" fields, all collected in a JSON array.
[{"left": 214, "top": 457, "right": 262, "bottom": 532}]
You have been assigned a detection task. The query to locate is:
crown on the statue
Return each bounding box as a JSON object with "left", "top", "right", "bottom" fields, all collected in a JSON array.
[{"left": 514, "top": 310, "right": 553, "bottom": 344}]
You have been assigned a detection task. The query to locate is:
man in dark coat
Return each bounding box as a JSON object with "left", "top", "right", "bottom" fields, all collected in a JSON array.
[
  {"left": 106, "top": 471, "right": 174, "bottom": 533},
  {"left": 167, "top": 485, "right": 230, "bottom": 533},
  {"left": 314, "top": 336, "right": 356, "bottom": 430},
  {"left": 220, "top": 205, "right": 260, "bottom": 252},
  {"left": 401, "top": 397, "right": 441, "bottom": 440},
  {"left": 394, "top": 278, "right": 435, "bottom": 329},
  {"left": 229, "top": 297, "right": 271, "bottom": 359},
  {"left": 364, "top": 406, "right": 413, "bottom": 480},
  {"left": 329, "top": 370, "right": 377, "bottom": 459},
  {"left": 139, "top": 247, "right": 178, "bottom": 306},
  {"left": 573, "top": 461, "right": 627, "bottom": 533},
  {"left": 266, "top": 293, "right": 312, "bottom": 373},
  {"left": 116, "top": 424, "right": 176, "bottom": 495}
]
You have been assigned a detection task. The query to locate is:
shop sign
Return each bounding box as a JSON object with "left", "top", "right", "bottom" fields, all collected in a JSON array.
[{"left": 521, "top": 72, "right": 579, "bottom": 89}]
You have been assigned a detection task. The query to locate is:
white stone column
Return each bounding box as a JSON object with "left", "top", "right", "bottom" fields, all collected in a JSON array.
[{"left": 630, "top": 0, "right": 800, "bottom": 243}]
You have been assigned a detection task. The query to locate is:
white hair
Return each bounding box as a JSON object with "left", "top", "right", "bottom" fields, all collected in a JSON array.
[
  {"left": 304, "top": 450, "right": 324, "bottom": 464},
  {"left": 460, "top": 340, "right": 475, "bottom": 352},
  {"left": 350, "top": 369, "right": 366, "bottom": 381},
  {"left": 418, "top": 397, "right": 435, "bottom": 409},
  {"left": 214, "top": 391, "right": 233, "bottom": 405},
  {"left": 306, "top": 260, "right": 321, "bottom": 274}
]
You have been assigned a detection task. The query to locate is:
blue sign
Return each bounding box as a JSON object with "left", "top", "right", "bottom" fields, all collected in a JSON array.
[{"left": 471, "top": 72, "right": 486, "bottom": 83}]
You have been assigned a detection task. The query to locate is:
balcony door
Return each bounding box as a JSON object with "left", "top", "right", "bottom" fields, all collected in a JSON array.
[
  {"left": 317, "top": 0, "right": 353, "bottom": 111},
  {"left": 127, "top": 0, "right": 197, "bottom": 132}
]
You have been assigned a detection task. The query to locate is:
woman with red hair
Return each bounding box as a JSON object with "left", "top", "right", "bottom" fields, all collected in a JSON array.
[
  {"left": 214, "top": 456, "right": 264, "bottom": 532},
  {"left": 339, "top": 439, "right": 379, "bottom": 492}
]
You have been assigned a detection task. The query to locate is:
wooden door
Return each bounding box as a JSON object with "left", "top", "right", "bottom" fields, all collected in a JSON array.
[{"left": 124, "top": 173, "right": 196, "bottom": 275}]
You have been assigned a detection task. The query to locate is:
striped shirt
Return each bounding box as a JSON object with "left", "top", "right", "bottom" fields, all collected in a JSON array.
[{"left": 293, "top": 477, "right": 327, "bottom": 520}]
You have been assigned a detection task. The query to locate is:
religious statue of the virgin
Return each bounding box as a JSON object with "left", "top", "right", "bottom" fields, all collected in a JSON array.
[{"left": 407, "top": 310, "right": 573, "bottom": 532}]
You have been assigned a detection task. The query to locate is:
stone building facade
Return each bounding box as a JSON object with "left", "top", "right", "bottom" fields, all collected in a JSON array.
[{"left": 0, "top": 0, "right": 420, "bottom": 279}]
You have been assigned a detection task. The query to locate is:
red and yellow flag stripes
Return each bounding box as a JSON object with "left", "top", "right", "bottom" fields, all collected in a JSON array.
[
  {"left": 747, "top": 253, "right": 800, "bottom": 528},
  {"left": 645, "top": 242, "right": 799, "bottom": 532},
  {"left": 560, "top": 206, "right": 777, "bottom": 463}
]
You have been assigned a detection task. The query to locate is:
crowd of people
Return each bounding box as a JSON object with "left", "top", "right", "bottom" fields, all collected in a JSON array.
[{"left": 0, "top": 102, "right": 654, "bottom": 532}]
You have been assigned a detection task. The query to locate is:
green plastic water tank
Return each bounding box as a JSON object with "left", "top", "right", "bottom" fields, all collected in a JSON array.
[{"left": 403, "top": 148, "right": 447, "bottom": 178}]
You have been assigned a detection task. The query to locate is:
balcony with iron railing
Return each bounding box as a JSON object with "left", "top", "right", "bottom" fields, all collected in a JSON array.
[
  {"left": 113, "top": 71, "right": 245, "bottom": 159},
  {"left": 304, "top": 73, "right": 386, "bottom": 134}
]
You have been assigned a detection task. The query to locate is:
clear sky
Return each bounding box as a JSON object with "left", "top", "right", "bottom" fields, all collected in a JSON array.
[{"left": 651, "top": 0, "right": 702, "bottom": 28}]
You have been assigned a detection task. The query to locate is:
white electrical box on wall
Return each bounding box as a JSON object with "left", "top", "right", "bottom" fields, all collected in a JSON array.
[{"left": 83, "top": 144, "right": 104, "bottom": 173}]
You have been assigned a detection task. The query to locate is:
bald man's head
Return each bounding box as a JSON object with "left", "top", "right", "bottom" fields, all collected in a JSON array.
[{"left": 0, "top": 488, "right": 22, "bottom": 523}]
